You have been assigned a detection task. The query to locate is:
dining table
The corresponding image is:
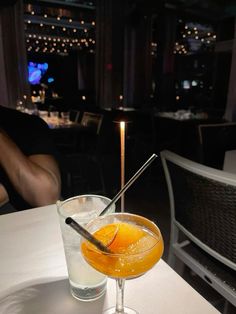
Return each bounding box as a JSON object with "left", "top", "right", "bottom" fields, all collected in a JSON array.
[
  {"left": 39, "top": 115, "right": 79, "bottom": 129},
  {"left": 0, "top": 204, "right": 220, "bottom": 314},
  {"left": 223, "top": 149, "right": 236, "bottom": 174}
]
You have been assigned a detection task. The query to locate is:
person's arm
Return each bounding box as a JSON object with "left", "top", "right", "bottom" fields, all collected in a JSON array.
[
  {"left": 0, "top": 129, "right": 61, "bottom": 207},
  {"left": 0, "top": 183, "right": 9, "bottom": 207}
]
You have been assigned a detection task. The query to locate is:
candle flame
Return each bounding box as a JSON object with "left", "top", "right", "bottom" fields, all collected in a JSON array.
[{"left": 120, "top": 121, "right": 125, "bottom": 130}]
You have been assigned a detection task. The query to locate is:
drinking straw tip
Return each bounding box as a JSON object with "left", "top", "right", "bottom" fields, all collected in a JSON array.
[{"left": 65, "top": 217, "right": 73, "bottom": 225}]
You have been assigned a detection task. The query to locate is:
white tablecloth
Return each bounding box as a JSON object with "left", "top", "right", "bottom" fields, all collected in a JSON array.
[
  {"left": 223, "top": 150, "right": 236, "bottom": 174},
  {"left": 0, "top": 205, "right": 219, "bottom": 314}
]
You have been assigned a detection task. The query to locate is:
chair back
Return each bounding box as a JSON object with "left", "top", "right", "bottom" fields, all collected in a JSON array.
[
  {"left": 69, "top": 110, "right": 80, "bottom": 123},
  {"left": 198, "top": 122, "right": 236, "bottom": 169},
  {"left": 80, "top": 112, "right": 103, "bottom": 134},
  {"left": 161, "top": 150, "right": 236, "bottom": 270}
]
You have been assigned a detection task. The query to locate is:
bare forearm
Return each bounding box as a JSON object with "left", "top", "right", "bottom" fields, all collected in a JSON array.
[
  {"left": 0, "top": 184, "right": 9, "bottom": 207},
  {"left": 0, "top": 130, "right": 61, "bottom": 207}
]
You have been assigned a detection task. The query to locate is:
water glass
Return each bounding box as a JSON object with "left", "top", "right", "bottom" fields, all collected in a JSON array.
[{"left": 57, "top": 194, "right": 115, "bottom": 301}]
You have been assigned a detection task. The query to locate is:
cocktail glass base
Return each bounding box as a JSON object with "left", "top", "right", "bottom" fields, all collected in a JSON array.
[{"left": 104, "top": 307, "right": 138, "bottom": 314}]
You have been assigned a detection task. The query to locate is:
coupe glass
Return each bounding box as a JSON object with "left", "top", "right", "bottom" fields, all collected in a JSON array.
[{"left": 81, "top": 213, "right": 164, "bottom": 314}]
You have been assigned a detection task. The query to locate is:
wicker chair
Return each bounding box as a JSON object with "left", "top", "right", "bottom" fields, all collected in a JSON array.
[{"left": 160, "top": 150, "right": 236, "bottom": 312}]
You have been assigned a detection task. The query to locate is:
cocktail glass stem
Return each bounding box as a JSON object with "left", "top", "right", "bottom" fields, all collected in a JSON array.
[{"left": 115, "top": 278, "right": 125, "bottom": 313}]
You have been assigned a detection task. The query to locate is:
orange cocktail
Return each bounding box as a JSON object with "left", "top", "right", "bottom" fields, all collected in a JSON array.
[
  {"left": 81, "top": 221, "right": 163, "bottom": 278},
  {"left": 81, "top": 213, "right": 164, "bottom": 314}
]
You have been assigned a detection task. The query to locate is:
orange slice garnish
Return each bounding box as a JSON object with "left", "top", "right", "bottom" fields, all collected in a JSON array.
[
  {"left": 94, "top": 224, "right": 119, "bottom": 247},
  {"left": 106, "top": 223, "right": 145, "bottom": 252}
]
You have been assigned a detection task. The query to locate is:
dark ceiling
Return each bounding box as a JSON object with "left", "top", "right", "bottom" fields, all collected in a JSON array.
[
  {"left": 165, "top": 0, "right": 236, "bottom": 20},
  {"left": 23, "top": 0, "right": 236, "bottom": 20}
]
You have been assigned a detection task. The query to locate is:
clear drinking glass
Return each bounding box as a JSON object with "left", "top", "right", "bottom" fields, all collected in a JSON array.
[
  {"left": 81, "top": 213, "right": 164, "bottom": 313},
  {"left": 57, "top": 194, "right": 115, "bottom": 301}
]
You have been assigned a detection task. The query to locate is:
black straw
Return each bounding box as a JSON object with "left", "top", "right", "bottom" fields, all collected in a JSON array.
[{"left": 65, "top": 217, "right": 112, "bottom": 253}]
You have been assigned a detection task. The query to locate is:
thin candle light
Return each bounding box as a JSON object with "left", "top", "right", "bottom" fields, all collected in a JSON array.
[
  {"left": 99, "top": 153, "right": 158, "bottom": 216},
  {"left": 120, "top": 121, "right": 126, "bottom": 212}
]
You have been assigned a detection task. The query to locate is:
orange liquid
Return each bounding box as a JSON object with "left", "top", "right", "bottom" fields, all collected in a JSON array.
[{"left": 81, "top": 222, "right": 164, "bottom": 279}]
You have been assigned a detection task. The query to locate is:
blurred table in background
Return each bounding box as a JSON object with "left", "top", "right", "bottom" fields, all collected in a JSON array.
[
  {"left": 38, "top": 112, "right": 78, "bottom": 129},
  {"left": 156, "top": 110, "right": 208, "bottom": 121},
  {"left": 155, "top": 112, "right": 224, "bottom": 161}
]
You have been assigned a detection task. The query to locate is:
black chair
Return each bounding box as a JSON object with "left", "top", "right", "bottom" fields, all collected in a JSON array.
[
  {"left": 80, "top": 112, "right": 103, "bottom": 134},
  {"left": 198, "top": 122, "right": 236, "bottom": 170},
  {"left": 161, "top": 150, "right": 236, "bottom": 312},
  {"left": 62, "top": 112, "right": 106, "bottom": 198},
  {"left": 69, "top": 110, "right": 80, "bottom": 123}
]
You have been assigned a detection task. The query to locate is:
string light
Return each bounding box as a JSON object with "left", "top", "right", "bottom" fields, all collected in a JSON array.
[
  {"left": 25, "top": 32, "right": 95, "bottom": 54},
  {"left": 24, "top": 6, "right": 96, "bottom": 55},
  {"left": 174, "top": 20, "right": 216, "bottom": 55}
]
